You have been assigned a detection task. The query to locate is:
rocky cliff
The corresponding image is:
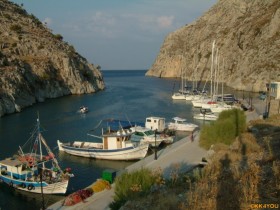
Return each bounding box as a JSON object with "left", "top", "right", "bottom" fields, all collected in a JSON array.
[
  {"left": 0, "top": 0, "right": 105, "bottom": 117},
  {"left": 146, "top": 0, "right": 280, "bottom": 92}
]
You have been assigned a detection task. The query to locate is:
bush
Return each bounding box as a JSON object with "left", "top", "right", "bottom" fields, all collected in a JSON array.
[
  {"left": 10, "top": 24, "right": 22, "bottom": 33},
  {"left": 111, "top": 168, "right": 157, "bottom": 210},
  {"left": 54, "top": 34, "right": 63, "bottom": 41},
  {"left": 200, "top": 109, "right": 246, "bottom": 149}
]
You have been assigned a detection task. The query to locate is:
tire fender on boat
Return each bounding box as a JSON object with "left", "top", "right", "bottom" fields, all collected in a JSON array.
[
  {"left": 21, "top": 183, "right": 26, "bottom": 188},
  {"left": 27, "top": 184, "right": 35, "bottom": 190},
  {"left": 0, "top": 178, "right": 3, "bottom": 183},
  {"left": 9, "top": 181, "right": 13, "bottom": 187},
  {"left": 44, "top": 170, "right": 50, "bottom": 176}
]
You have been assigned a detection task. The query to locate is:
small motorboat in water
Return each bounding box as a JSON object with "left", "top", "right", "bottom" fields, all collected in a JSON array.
[{"left": 79, "top": 106, "right": 89, "bottom": 113}]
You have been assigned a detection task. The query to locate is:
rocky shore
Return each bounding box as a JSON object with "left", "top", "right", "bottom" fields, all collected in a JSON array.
[
  {"left": 0, "top": 0, "right": 105, "bottom": 117},
  {"left": 146, "top": 0, "right": 280, "bottom": 92}
]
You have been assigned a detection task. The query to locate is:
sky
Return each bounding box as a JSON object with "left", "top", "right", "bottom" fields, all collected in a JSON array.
[{"left": 11, "top": 0, "right": 217, "bottom": 70}]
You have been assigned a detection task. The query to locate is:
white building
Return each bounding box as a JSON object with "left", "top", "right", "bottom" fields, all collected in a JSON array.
[{"left": 270, "top": 82, "right": 280, "bottom": 99}]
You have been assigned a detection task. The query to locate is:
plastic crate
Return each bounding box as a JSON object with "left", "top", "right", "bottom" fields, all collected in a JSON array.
[{"left": 102, "top": 169, "right": 117, "bottom": 184}]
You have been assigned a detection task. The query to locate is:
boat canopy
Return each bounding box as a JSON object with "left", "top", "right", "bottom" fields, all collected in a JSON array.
[
  {"left": 106, "top": 119, "right": 144, "bottom": 131},
  {"left": 172, "top": 117, "right": 186, "bottom": 122}
]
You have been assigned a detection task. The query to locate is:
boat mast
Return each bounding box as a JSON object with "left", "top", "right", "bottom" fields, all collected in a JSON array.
[
  {"left": 222, "top": 58, "right": 225, "bottom": 102},
  {"left": 210, "top": 40, "right": 215, "bottom": 100},
  {"left": 214, "top": 48, "right": 219, "bottom": 97},
  {"left": 37, "top": 118, "right": 44, "bottom": 168},
  {"left": 180, "top": 55, "right": 184, "bottom": 94}
]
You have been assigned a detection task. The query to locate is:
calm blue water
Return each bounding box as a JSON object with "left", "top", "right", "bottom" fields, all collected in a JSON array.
[{"left": 0, "top": 70, "right": 246, "bottom": 209}]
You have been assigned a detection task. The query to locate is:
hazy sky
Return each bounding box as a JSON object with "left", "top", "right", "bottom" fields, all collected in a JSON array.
[{"left": 11, "top": 0, "right": 217, "bottom": 70}]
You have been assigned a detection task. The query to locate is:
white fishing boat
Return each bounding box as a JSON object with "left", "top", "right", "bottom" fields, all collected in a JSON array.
[
  {"left": 193, "top": 109, "right": 218, "bottom": 121},
  {"left": 0, "top": 117, "right": 73, "bottom": 194},
  {"left": 130, "top": 126, "right": 174, "bottom": 147},
  {"left": 145, "top": 116, "right": 166, "bottom": 132},
  {"left": 57, "top": 121, "right": 149, "bottom": 161},
  {"left": 167, "top": 117, "right": 198, "bottom": 132}
]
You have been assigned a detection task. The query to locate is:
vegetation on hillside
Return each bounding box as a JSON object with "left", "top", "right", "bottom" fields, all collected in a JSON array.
[
  {"left": 112, "top": 114, "right": 280, "bottom": 210},
  {"left": 200, "top": 109, "right": 246, "bottom": 149}
]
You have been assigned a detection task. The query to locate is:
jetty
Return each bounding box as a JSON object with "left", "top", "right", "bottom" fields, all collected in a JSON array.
[{"left": 47, "top": 130, "right": 207, "bottom": 210}]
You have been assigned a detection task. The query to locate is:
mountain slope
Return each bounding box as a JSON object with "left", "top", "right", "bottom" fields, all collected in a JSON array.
[
  {"left": 0, "top": 0, "right": 105, "bottom": 117},
  {"left": 146, "top": 0, "right": 280, "bottom": 92}
]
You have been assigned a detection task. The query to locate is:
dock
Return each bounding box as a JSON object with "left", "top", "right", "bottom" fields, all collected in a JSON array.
[{"left": 47, "top": 130, "right": 208, "bottom": 210}]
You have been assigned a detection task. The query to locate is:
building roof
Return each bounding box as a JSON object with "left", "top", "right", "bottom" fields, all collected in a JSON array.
[{"left": 0, "top": 158, "right": 22, "bottom": 167}]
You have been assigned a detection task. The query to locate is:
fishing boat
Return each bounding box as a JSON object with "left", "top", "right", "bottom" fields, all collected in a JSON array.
[
  {"left": 167, "top": 117, "right": 198, "bottom": 132},
  {"left": 57, "top": 120, "right": 149, "bottom": 160},
  {"left": 0, "top": 118, "right": 73, "bottom": 194},
  {"left": 130, "top": 126, "right": 174, "bottom": 147},
  {"left": 193, "top": 109, "right": 218, "bottom": 121}
]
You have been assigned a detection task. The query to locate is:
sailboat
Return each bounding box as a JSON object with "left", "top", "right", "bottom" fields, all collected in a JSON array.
[
  {"left": 0, "top": 117, "right": 73, "bottom": 194},
  {"left": 172, "top": 77, "right": 186, "bottom": 99},
  {"left": 172, "top": 56, "right": 187, "bottom": 100}
]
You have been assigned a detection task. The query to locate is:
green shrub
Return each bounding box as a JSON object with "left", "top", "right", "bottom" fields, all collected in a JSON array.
[
  {"left": 29, "top": 14, "right": 42, "bottom": 26},
  {"left": 111, "top": 168, "right": 157, "bottom": 210},
  {"left": 200, "top": 109, "right": 246, "bottom": 149},
  {"left": 54, "top": 34, "right": 63, "bottom": 41},
  {"left": 10, "top": 24, "right": 22, "bottom": 33}
]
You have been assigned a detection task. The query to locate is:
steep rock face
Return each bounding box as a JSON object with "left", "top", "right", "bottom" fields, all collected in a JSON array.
[
  {"left": 146, "top": 0, "right": 280, "bottom": 92},
  {"left": 0, "top": 0, "right": 105, "bottom": 117}
]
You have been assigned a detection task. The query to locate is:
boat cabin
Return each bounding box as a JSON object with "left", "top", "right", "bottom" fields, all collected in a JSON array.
[
  {"left": 145, "top": 116, "right": 166, "bottom": 132},
  {"left": 0, "top": 157, "right": 36, "bottom": 180},
  {"left": 100, "top": 127, "right": 134, "bottom": 150}
]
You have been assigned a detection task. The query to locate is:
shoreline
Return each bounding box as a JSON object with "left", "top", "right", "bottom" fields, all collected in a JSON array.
[
  {"left": 47, "top": 98, "right": 266, "bottom": 210},
  {"left": 47, "top": 131, "right": 207, "bottom": 210}
]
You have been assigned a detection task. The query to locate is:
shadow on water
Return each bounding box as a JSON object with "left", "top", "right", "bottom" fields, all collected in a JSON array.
[{"left": 0, "top": 183, "right": 64, "bottom": 210}]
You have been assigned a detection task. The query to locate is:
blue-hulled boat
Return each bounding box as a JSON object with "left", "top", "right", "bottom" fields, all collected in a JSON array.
[{"left": 0, "top": 117, "right": 73, "bottom": 194}]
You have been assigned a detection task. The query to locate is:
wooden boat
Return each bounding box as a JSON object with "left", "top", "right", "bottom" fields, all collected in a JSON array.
[
  {"left": 57, "top": 124, "right": 149, "bottom": 160},
  {"left": 0, "top": 117, "right": 73, "bottom": 194}
]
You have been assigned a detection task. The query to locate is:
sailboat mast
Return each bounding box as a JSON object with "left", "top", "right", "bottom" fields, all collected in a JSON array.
[
  {"left": 215, "top": 48, "right": 219, "bottom": 96},
  {"left": 222, "top": 58, "right": 225, "bottom": 102},
  {"left": 37, "top": 118, "right": 44, "bottom": 165},
  {"left": 181, "top": 55, "right": 184, "bottom": 93},
  {"left": 210, "top": 40, "right": 215, "bottom": 99}
]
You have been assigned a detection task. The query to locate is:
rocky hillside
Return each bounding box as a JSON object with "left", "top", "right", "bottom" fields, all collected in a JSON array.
[
  {"left": 0, "top": 0, "right": 105, "bottom": 117},
  {"left": 146, "top": 0, "right": 280, "bottom": 92}
]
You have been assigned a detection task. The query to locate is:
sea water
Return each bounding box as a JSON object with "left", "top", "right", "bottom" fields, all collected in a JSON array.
[{"left": 0, "top": 70, "right": 248, "bottom": 209}]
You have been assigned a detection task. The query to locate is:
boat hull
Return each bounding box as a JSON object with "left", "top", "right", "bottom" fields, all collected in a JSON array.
[
  {"left": 172, "top": 93, "right": 185, "bottom": 100},
  {"left": 167, "top": 123, "right": 197, "bottom": 132},
  {"left": 0, "top": 176, "right": 69, "bottom": 194},
  {"left": 193, "top": 113, "right": 218, "bottom": 121},
  {"left": 57, "top": 140, "right": 149, "bottom": 161}
]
